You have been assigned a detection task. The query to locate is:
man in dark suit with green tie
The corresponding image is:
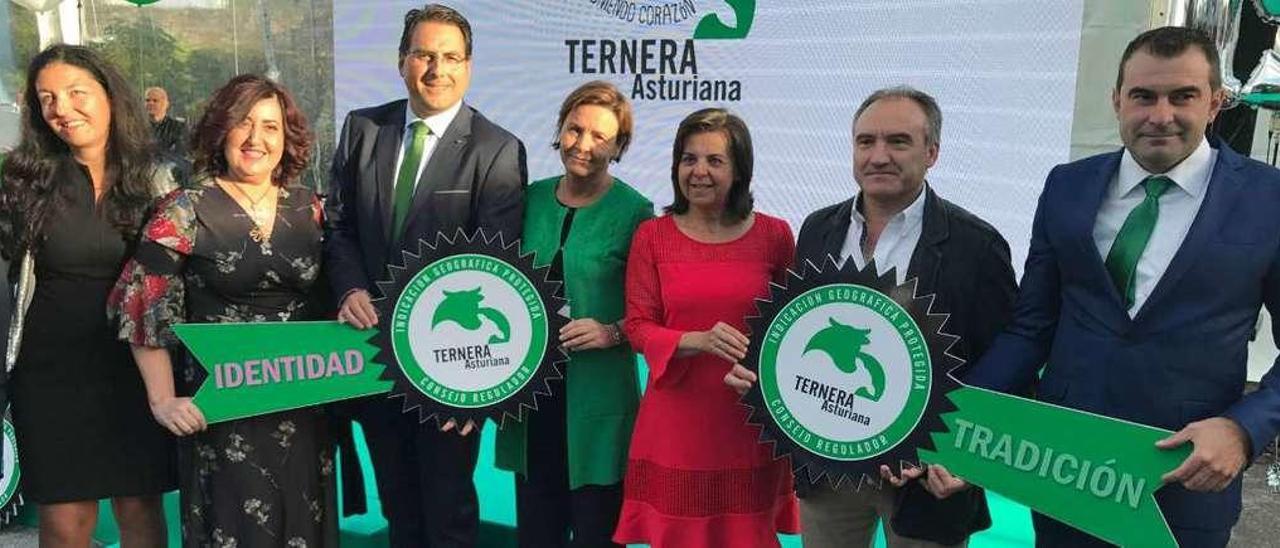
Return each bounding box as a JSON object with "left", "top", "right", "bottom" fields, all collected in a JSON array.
[{"left": 324, "top": 3, "right": 527, "bottom": 546}]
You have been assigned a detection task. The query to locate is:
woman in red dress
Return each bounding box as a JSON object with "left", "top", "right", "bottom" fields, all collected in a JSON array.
[{"left": 614, "top": 108, "right": 800, "bottom": 547}]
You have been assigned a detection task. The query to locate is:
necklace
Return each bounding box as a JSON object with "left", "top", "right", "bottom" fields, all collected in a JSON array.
[{"left": 220, "top": 179, "right": 275, "bottom": 243}]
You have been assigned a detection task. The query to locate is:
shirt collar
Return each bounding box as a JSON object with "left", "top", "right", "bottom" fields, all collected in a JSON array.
[
  {"left": 851, "top": 184, "right": 928, "bottom": 226},
  {"left": 1117, "top": 138, "right": 1215, "bottom": 198},
  {"left": 404, "top": 100, "right": 463, "bottom": 139}
]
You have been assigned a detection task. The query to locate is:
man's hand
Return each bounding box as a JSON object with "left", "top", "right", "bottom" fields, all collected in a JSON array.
[
  {"left": 150, "top": 397, "right": 207, "bottom": 436},
  {"left": 560, "top": 318, "right": 617, "bottom": 351},
  {"left": 879, "top": 463, "right": 969, "bottom": 499},
  {"left": 441, "top": 418, "right": 478, "bottom": 436},
  {"left": 723, "top": 363, "right": 757, "bottom": 395},
  {"left": 337, "top": 289, "right": 378, "bottom": 329},
  {"left": 1157, "top": 417, "right": 1249, "bottom": 492}
]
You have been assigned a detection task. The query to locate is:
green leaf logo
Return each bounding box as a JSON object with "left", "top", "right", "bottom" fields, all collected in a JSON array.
[
  {"left": 803, "top": 317, "right": 885, "bottom": 402},
  {"left": 692, "top": 0, "right": 755, "bottom": 40},
  {"left": 431, "top": 287, "right": 511, "bottom": 344}
]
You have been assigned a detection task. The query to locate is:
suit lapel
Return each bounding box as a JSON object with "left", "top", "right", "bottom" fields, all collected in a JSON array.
[
  {"left": 1134, "top": 143, "right": 1240, "bottom": 322},
  {"left": 907, "top": 188, "right": 946, "bottom": 292},
  {"left": 817, "top": 198, "right": 854, "bottom": 270},
  {"left": 1079, "top": 152, "right": 1130, "bottom": 315},
  {"left": 403, "top": 105, "right": 474, "bottom": 241},
  {"left": 374, "top": 102, "right": 406, "bottom": 243}
]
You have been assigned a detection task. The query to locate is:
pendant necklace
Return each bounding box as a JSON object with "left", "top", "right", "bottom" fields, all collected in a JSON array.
[{"left": 222, "top": 179, "right": 274, "bottom": 243}]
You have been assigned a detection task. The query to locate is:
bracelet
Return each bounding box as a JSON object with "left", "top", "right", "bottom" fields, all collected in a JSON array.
[{"left": 606, "top": 323, "right": 623, "bottom": 346}]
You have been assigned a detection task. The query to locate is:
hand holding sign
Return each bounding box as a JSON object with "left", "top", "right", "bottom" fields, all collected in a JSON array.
[
  {"left": 1156, "top": 416, "right": 1249, "bottom": 492},
  {"left": 741, "top": 260, "right": 1190, "bottom": 548},
  {"left": 151, "top": 397, "right": 207, "bottom": 436},
  {"left": 879, "top": 463, "right": 968, "bottom": 499},
  {"left": 174, "top": 230, "right": 566, "bottom": 429},
  {"left": 337, "top": 289, "right": 379, "bottom": 329}
]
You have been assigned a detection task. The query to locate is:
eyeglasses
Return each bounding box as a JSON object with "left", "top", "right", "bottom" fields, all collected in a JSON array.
[{"left": 405, "top": 49, "right": 468, "bottom": 69}]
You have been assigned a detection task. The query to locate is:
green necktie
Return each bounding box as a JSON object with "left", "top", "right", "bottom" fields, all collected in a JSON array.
[
  {"left": 392, "top": 121, "right": 430, "bottom": 237},
  {"left": 1104, "top": 175, "right": 1173, "bottom": 309}
]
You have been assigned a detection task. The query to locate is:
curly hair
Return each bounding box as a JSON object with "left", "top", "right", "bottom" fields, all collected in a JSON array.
[
  {"left": 189, "top": 74, "right": 313, "bottom": 186},
  {"left": 0, "top": 44, "right": 157, "bottom": 258}
]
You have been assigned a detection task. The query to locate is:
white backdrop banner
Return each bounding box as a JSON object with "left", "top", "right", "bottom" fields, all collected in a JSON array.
[{"left": 333, "top": 0, "right": 1086, "bottom": 271}]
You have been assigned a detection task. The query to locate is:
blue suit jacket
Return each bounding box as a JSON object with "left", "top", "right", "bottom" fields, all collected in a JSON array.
[{"left": 966, "top": 140, "right": 1280, "bottom": 531}]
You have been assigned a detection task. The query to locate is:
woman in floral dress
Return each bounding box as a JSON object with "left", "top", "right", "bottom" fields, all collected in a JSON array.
[{"left": 109, "top": 74, "right": 335, "bottom": 547}]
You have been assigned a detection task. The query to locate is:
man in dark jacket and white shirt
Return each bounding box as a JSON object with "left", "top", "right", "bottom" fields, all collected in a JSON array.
[{"left": 726, "top": 86, "right": 1017, "bottom": 547}]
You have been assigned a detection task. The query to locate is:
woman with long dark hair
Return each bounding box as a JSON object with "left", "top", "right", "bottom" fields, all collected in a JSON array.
[
  {"left": 0, "top": 44, "right": 176, "bottom": 547},
  {"left": 109, "top": 74, "right": 335, "bottom": 547}
]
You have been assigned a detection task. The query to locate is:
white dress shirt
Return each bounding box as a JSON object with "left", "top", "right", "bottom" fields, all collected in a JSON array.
[
  {"left": 393, "top": 100, "right": 464, "bottom": 192},
  {"left": 838, "top": 186, "right": 927, "bottom": 285},
  {"left": 1093, "top": 139, "right": 1216, "bottom": 316}
]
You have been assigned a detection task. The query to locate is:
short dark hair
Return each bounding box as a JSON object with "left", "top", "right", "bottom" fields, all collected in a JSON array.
[
  {"left": 665, "top": 108, "right": 754, "bottom": 222},
  {"left": 190, "top": 74, "right": 313, "bottom": 186},
  {"left": 551, "top": 80, "right": 634, "bottom": 162},
  {"left": 1116, "top": 26, "right": 1221, "bottom": 90},
  {"left": 399, "top": 3, "right": 473, "bottom": 65},
  {"left": 853, "top": 85, "right": 943, "bottom": 147}
]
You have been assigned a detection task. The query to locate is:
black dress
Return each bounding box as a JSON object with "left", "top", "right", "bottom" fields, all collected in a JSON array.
[
  {"left": 111, "top": 180, "right": 336, "bottom": 548},
  {"left": 10, "top": 157, "right": 176, "bottom": 503}
]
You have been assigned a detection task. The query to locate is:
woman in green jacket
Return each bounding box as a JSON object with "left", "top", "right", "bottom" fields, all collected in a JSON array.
[{"left": 495, "top": 80, "right": 653, "bottom": 547}]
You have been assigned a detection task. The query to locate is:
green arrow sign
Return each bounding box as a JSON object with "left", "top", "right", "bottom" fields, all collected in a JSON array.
[
  {"left": 173, "top": 321, "right": 391, "bottom": 424},
  {"left": 920, "top": 386, "right": 1186, "bottom": 548},
  {"left": 744, "top": 262, "right": 1194, "bottom": 548}
]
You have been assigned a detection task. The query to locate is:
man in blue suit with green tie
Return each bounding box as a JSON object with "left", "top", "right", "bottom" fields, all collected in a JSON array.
[{"left": 964, "top": 26, "right": 1280, "bottom": 547}]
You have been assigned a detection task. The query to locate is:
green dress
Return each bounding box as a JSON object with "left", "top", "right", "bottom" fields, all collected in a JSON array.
[{"left": 495, "top": 175, "right": 653, "bottom": 488}]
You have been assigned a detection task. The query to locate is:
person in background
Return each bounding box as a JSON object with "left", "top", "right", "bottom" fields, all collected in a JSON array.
[
  {"left": 0, "top": 44, "right": 175, "bottom": 548},
  {"left": 495, "top": 80, "right": 652, "bottom": 548},
  {"left": 145, "top": 86, "right": 191, "bottom": 183},
  {"left": 110, "top": 74, "right": 334, "bottom": 547},
  {"left": 614, "top": 108, "right": 799, "bottom": 548},
  {"left": 145, "top": 86, "right": 186, "bottom": 154}
]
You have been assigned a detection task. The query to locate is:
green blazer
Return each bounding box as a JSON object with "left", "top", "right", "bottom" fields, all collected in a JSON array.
[{"left": 494, "top": 175, "right": 653, "bottom": 488}]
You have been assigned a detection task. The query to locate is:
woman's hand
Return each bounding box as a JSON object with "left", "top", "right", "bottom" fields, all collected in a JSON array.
[
  {"left": 560, "top": 318, "right": 620, "bottom": 351},
  {"left": 688, "top": 322, "right": 749, "bottom": 362},
  {"left": 150, "top": 397, "right": 207, "bottom": 436},
  {"left": 723, "top": 363, "right": 758, "bottom": 395}
]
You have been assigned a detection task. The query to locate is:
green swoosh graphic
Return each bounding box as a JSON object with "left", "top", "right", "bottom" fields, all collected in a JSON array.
[{"left": 693, "top": 0, "right": 755, "bottom": 40}]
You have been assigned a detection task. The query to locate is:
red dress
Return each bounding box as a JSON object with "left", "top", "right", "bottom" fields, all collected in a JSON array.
[{"left": 614, "top": 214, "right": 801, "bottom": 548}]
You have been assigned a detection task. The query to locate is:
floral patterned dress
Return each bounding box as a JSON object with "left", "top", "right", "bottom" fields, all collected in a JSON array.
[{"left": 109, "top": 180, "right": 336, "bottom": 548}]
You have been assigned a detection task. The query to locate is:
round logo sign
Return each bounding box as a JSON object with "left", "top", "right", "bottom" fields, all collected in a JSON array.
[
  {"left": 743, "top": 259, "right": 961, "bottom": 486},
  {"left": 759, "top": 284, "right": 931, "bottom": 461},
  {"left": 391, "top": 253, "right": 548, "bottom": 408},
  {"left": 0, "top": 417, "right": 23, "bottom": 526},
  {"left": 374, "top": 230, "right": 567, "bottom": 425}
]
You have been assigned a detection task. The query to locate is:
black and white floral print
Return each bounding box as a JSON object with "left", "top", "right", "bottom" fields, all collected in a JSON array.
[{"left": 112, "top": 181, "right": 336, "bottom": 547}]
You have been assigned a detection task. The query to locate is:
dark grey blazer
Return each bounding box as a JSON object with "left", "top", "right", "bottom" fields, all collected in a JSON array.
[
  {"left": 794, "top": 186, "right": 1018, "bottom": 544},
  {"left": 324, "top": 99, "right": 528, "bottom": 300}
]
